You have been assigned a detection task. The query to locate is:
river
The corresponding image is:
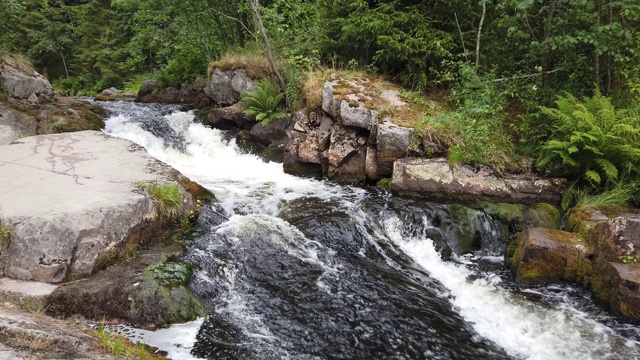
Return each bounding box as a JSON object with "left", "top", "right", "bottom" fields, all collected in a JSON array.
[{"left": 99, "top": 101, "right": 640, "bottom": 360}]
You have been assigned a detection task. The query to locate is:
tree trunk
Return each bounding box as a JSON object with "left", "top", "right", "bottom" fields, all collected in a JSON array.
[
  {"left": 248, "top": 0, "right": 285, "bottom": 92},
  {"left": 59, "top": 48, "right": 69, "bottom": 78},
  {"left": 542, "top": 0, "right": 558, "bottom": 90},
  {"left": 475, "top": 1, "right": 487, "bottom": 72}
]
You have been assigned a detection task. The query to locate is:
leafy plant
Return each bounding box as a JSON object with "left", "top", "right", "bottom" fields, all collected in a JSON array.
[
  {"left": 622, "top": 256, "right": 637, "bottom": 264},
  {"left": 537, "top": 89, "right": 640, "bottom": 187},
  {"left": 241, "top": 79, "right": 286, "bottom": 125}
]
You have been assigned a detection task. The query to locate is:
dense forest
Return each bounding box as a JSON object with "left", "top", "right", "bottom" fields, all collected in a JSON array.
[{"left": 2, "top": 0, "right": 640, "bottom": 207}]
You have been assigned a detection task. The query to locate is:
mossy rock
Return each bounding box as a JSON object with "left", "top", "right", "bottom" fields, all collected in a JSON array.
[
  {"left": 446, "top": 204, "right": 485, "bottom": 254},
  {"left": 508, "top": 227, "right": 592, "bottom": 285},
  {"left": 523, "top": 203, "right": 561, "bottom": 229},
  {"left": 376, "top": 178, "right": 392, "bottom": 188},
  {"left": 132, "top": 258, "right": 206, "bottom": 325},
  {"left": 481, "top": 202, "right": 524, "bottom": 232}
]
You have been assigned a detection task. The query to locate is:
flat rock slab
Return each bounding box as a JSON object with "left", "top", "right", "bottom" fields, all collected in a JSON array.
[
  {"left": 0, "top": 131, "right": 188, "bottom": 283},
  {"left": 391, "top": 158, "right": 567, "bottom": 204},
  {"left": 0, "top": 304, "right": 120, "bottom": 359},
  {"left": 0, "top": 278, "right": 58, "bottom": 309}
]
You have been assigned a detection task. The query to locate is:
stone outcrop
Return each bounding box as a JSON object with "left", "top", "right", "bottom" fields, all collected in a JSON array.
[
  {"left": 0, "top": 55, "right": 54, "bottom": 101},
  {"left": 0, "top": 56, "right": 107, "bottom": 144},
  {"left": 322, "top": 79, "right": 379, "bottom": 130},
  {"left": 0, "top": 131, "right": 199, "bottom": 283},
  {"left": 391, "top": 158, "right": 567, "bottom": 204},
  {"left": 507, "top": 228, "right": 590, "bottom": 284},
  {"left": 205, "top": 68, "right": 258, "bottom": 105},
  {"left": 136, "top": 78, "right": 212, "bottom": 107}
]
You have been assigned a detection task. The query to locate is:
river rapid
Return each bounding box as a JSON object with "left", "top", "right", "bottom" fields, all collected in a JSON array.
[{"left": 99, "top": 101, "right": 640, "bottom": 360}]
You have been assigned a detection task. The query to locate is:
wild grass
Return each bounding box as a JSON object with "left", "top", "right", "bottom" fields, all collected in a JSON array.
[
  {"left": 209, "top": 46, "right": 270, "bottom": 80},
  {"left": 22, "top": 297, "right": 47, "bottom": 316},
  {"left": 137, "top": 181, "right": 182, "bottom": 219},
  {"left": 95, "top": 324, "right": 158, "bottom": 360},
  {"left": 569, "top": 183, "right": 637, "bottom": 213}
]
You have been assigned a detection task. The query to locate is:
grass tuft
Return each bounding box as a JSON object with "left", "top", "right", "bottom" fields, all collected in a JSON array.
[
  {"left": 138, "top": 181, "right": 182, "bottom": 220},
  {"left": 209, "top": 47, "right": 270, "bottom": 80}
]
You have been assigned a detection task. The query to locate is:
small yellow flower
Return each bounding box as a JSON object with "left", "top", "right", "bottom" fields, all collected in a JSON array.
[{"left": 190, "top": 210, "right": 194, "bottom": 214}]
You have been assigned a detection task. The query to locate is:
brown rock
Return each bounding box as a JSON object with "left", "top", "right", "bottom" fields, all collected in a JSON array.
[{"left": 507, "top": 228, "right": 590, "bottom": 284}]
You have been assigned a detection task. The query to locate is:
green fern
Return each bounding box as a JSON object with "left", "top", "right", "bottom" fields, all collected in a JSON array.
[
  {"left": 537, "top": 89, "right": 640, "bottom": 188},
  {"left": 241, "top": 79, "right": 286, "bottom": 125}
]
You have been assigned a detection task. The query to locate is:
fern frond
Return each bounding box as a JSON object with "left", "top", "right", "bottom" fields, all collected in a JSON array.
[{"left": 584, "top": 170, "right": 602, "bottom": 184}]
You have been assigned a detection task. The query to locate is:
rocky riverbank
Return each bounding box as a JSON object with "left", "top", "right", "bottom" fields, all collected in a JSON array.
[{"left": 0, "top": 55, "right": 107, "bottom": 144}]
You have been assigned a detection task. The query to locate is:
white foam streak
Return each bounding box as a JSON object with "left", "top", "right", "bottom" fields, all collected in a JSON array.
[
  {"left": 105, "top": 111, "right": 361, "bottom": 217},
  {"left": 383, "top": 217, "right": 640, "bottom": 360}
]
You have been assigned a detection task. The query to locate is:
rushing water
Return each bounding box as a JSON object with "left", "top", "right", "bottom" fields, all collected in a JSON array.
[{"left": 99, "top": 101, "right": 640, "bottom": 360}]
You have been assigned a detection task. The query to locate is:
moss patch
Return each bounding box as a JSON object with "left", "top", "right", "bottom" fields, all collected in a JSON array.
[{"left": 481, "top": 202, "right": 525, "bottom": 232}]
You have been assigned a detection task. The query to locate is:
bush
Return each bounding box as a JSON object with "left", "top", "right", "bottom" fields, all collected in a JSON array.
[
  {"left": 241, "top": 79, "right": 286, "bottom": 125},
  {"left": 537, "top": 89, "right": 640, "bottom": 187}
]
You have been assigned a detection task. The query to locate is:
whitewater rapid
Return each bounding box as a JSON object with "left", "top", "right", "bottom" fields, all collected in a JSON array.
[{"left": 102, "top": 102, "right": 640, "bottom": 360}]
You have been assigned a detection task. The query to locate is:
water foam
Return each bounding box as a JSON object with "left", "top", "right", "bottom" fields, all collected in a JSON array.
[{"left": 382, "top": 216, "right": 640, "bottom": 360}]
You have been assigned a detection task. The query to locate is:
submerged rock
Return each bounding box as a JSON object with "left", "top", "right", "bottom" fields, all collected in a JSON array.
[
  {"left": 0, "top": 131, "right": 197, "bottom": 283},
  {"left": 391, "top": 157, "right": 567, "bottom": 204}
]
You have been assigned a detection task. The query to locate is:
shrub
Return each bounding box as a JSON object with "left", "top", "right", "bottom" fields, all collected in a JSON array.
[
  {"left": 537, "top": 89, "right": 640, "bottom": 187},
  {"left": 241, "top": 79, "right": 286, "bottom": 125}
]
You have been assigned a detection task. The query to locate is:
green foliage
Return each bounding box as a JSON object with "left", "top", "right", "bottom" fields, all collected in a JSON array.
[
  {"left": 622, "top": 256, "right": 637, "bottom": 264},
  {"left": 420, "top": 63, "right": 517, "bottom": 173},
  {"left": 537, "top": 89, "right": 640, "bottom": 187},
  {"left": 241, "top": 79, "right": 286, "bottom": 125}
]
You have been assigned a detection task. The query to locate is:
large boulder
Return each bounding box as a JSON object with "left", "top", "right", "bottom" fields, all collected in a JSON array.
[
  {"left": 507, "top": 228, "right": 590, "bottom": 284},
  {"left": 249, "top": 117, "right": 289, "bottom": 146},
  {"left": 49, "top": 243, "right": 206, "bottom": 328},
  {"left": 391, "top": 158, "right": 567, "bottom": 204},
  {"left": 375, "top": 121, "right": 414, "bottom": 176},
  {"left": 205, "top": 68, "right": 258, "bottom": 105},
  {"left": 202, "top": 103, "right": 255, "bottom": 130},
  {"left": 0, "top": 56, "right": 54, "bottom": 101},
  {"left": 0, "top": 131, "right": 198, "bottom": 283}
]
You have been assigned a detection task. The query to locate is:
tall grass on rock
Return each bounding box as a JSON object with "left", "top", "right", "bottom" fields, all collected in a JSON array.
[
  {"left": 537, "top": 89, "right": 640, "bottom": 187},
  {"left": 142, "top": 181, "right": 182, "bottom": 220},
  {"left": 241, "top": 79, "right": 286, "bottom": 125}
]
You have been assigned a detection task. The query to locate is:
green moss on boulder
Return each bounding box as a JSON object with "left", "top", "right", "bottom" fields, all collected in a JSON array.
[{"left": 508, "top": 227, "right": 591, "bottom": 285}]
